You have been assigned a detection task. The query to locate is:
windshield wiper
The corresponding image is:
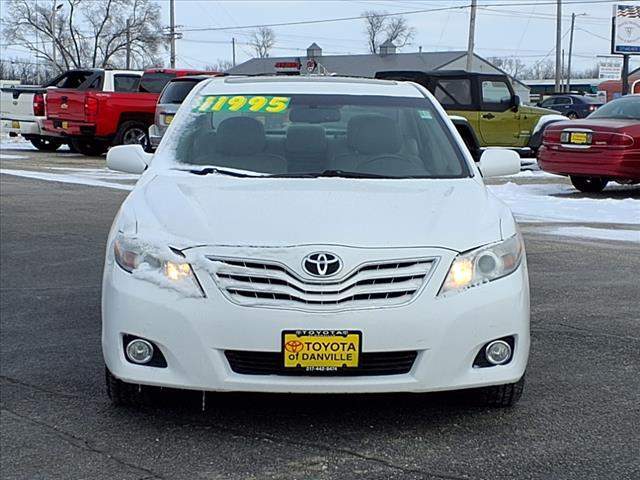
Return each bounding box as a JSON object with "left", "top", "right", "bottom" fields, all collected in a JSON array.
[
  {"left": 269, "top": 169, "right": 389, "bottom": 179},
  {"left": 179, "top": 167, "right": 261, "bottom": 177}
]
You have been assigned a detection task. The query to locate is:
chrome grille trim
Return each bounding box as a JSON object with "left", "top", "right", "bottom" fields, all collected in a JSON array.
[{"left": 206, "top": 256, "right": 437, "bottom": 310}]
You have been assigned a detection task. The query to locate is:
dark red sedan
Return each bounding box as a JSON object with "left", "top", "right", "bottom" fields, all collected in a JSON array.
[{"left": 538, "top": 95, "right": 640, "bottom": 192}]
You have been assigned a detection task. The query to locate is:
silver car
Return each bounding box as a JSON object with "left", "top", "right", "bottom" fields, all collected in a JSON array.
[{"left": 148, "top": 75, "right": 217, "bottom": 149}]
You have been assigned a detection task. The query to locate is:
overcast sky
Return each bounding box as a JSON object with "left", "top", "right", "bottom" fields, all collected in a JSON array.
[{"left": 159, "top": 0, "right": 638, "bottom": 73}]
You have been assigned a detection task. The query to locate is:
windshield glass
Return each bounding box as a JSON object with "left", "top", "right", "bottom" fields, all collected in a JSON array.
[
  {"left": 589, "top": 96, "right": 640, "bottom": 119},
  {"left": 158, "top": 92, "right": 470, "bottom": 179}
]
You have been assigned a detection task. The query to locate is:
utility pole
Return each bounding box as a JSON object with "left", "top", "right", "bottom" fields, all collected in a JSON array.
[
  {"left": 555, "top": 0, "right": 562, "bottom": 92},
  {"left": 566, "top": 12, "right": 575, "bottom": 92},
  {"left": 126, "top": 19, "right": 131, "bottom": 69},
  {"left": 169, "top": 0, "right": 176, "bottom": 68},
  {"left": 621, "top": 54, "right": 630, "bottom": 95},
  {"left": 51, "top": 3, "right": 63, "bottom": 73},
  {"left": 466, "top": 0, "right": 477, "bottom": 72},
  {"left": 232, "top": 37, "right": 236, "bottom": 67}
]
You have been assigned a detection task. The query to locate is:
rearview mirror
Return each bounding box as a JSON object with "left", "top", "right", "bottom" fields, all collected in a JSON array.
[
  {"left": 107, "top": 144, "right": 152, "bottom": 174},
  {"left": 478, "top": 149, "right": 520, "bottom": 177}
]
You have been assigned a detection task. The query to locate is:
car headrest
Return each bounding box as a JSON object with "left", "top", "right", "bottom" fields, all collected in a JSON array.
[
  {"left": 347, "top": 115, "right": 401, "bottom": 155},
  {"left": 215, "top": 117, "right": 266, "bottom": 155},
  {"left": 285, "top": 125, "right": 327, "bottom": 153}
]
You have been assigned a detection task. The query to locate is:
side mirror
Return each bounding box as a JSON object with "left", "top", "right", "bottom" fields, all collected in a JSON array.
[
  {"left": 511, "top": 94, "right": 520, "bottom": 112},
  {"left": 106, "top": 144, "right": 152, "bottom": 174},
  {"left": 478, "top": 149, "right": 520, "bottom": 178}
]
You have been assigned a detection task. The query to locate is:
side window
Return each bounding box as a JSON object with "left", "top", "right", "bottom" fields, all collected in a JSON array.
[
  {"left": 114, "top": 75, "right": 141, "bottom": 92},
  {"left": 481, "top": 81, "right": 512, "bottom": 106},
  {"left": 555, "top": 97, "right": 571, "bottom": 105},
  {"left": 540, "top": 98, "right": 555, "bottom": 107},
  {"left": 434, "top": 79, "right": 472, "bottom": 108}
]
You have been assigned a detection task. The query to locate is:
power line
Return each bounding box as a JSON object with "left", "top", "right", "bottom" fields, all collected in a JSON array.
[{"left": 179, "top": 0, "right": 618, "bottom": 33}]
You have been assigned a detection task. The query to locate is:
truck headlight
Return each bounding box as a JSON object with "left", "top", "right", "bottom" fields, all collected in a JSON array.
[
  {"left": 439, "top": 233, "right": 524, "bottom": 296},
  {"left": 113, "top": 233, "right": 204, "bottom": 297}
]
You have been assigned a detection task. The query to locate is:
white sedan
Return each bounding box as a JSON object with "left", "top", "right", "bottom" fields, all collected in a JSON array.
[{"left": 103, "top": 75, "right": 530, "bottom": 407}]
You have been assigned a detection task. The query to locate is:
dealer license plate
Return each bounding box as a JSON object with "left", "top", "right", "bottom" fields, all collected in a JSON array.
[
  {"left": 164, "top": 114, "right": 174, "bottom": 125},
  {"left": 562, "top": 131, "right": 591, "bottom": 145},
  {"left": 283, "top": 330, "right": 361, "bottom": 371},
  {"left": 11, "top": 120, "right": 19, "bottom": 129}
]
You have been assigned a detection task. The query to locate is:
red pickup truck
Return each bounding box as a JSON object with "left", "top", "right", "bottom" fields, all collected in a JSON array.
[{"left": 43, "top": 68, "right": 216, "bottom": 156}]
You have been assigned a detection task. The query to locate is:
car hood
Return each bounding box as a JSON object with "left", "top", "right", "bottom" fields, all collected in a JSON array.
[{"left": 131, "top": 173, "right": 508, "bottom": 252}]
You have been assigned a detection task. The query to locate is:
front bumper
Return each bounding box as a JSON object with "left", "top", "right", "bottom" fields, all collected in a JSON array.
[{"left": 102, "top": 246, "right": 530, "bottom": 394}]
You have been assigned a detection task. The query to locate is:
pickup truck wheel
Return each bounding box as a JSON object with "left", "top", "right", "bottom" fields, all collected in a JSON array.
[
  {"left": 471, "top": 375, "right": 525, "bottom": 407},
  {"left": 29, "top": 136, "right": 63, "bottom": 152},
  {"left": 70, "top": 138, "right": 108, "bottom": 157},
  {"left": 570, "top": 176, "right": 608, "bottom": 193},
  {"left": 116, "top": 121, "right": 149, "bottom": 147},
  {"left": 105, "top": 367, "right": 156, "bottom": 406}
]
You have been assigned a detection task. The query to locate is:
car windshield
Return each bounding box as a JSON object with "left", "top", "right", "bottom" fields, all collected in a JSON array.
[
  {"left": 588, "top": 96, "right": 640, "bottom": 119},
  {"left": 158, "top": 92, "right": 470, "bottom": 179}
]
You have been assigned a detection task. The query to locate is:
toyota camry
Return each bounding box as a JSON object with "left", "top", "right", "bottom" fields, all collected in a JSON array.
[{"left": 103, "top": 75, "right": 530, "bottom": 407}]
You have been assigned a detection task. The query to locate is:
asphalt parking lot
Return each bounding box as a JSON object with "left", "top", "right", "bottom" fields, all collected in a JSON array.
[{"left": 1, "top": 147, "right": 639, "bottom": 480}]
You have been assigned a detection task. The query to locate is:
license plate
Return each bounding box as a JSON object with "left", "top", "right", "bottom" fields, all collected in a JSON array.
[
  {"left": 164, "top": 114, "right": 174, "bottom": 125},
  {"left": 61, "top": 121, "right": 68, "bottom": 129},
  {"left": 283, "top": 330, "right": 361, "bottom": 371},
  {"left": 11, "top": 120, "right": 19, "bottom": 129},
  {"left": 568, "top": 132, "right": 591, "bottom": 145}
]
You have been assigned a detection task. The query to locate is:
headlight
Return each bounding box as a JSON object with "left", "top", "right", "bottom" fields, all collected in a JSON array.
[
  {"left": 439, "top": 233, "right": 524, "bottom": 296},
  {"left": 113, "top": 233, "right": 204, "bottom": 297}
]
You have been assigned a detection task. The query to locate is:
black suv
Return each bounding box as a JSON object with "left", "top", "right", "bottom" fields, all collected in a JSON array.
[{"left": 537, "top": 94, "right": 604, "bottom": 119}]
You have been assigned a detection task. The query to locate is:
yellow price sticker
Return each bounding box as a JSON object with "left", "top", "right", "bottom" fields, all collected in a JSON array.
[{"left": 193, "top": 95, "right": 290, "bottom": 114}]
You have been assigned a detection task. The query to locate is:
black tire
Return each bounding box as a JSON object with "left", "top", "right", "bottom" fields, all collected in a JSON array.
[
  {"left": 567, "top": 111, "right": 579, "bottom": 120},
  {"left": 114, "top": 121, "right": 149, "bottom": 147},
  {"left": 105, "top": 367, "right": 155, "bottom": 406},
  {"left": 29, "top": 136, "right": 63, "bottom": 152},
  {"left": 70, "top": 138, "right": 109, "bottom": 157},
  {"left": 473, "top": 375, "right": 525, "bottom": 407},
  {"left": 570, "top": 176, "right": 608, "bottom": 193}
]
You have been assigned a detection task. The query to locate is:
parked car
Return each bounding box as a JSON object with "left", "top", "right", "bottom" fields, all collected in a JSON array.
[
  {"left": 538, "top": 95, "right": 640, "bottom": 192},
  {"left": 375, "top": 70, "right": 561, "bottom": 155},
  {"left": 149, "top": 74, "right": 224, "bottom": 149},
  {"left": 43, "top": 68, "right": 219, "bottom": 156},
  {"left": 103, "top": 75, "right": 529, "bottom": 408},
  {"left": 538, "top": 94, "right": 604, "bottom": 119},
  {"left": 1, "top": 69, "right": 139, "bottom": 151}
]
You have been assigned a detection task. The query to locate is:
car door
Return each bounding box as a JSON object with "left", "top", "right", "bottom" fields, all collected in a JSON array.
[
  {"left": 431, "top": 77, "right": 479, "bottom": 133},
  {"left": 478, "top": 78, "right": 519, "bottom": 147},
  {"left": 553, "top": 96, "right": 572, "bottom": 115}
]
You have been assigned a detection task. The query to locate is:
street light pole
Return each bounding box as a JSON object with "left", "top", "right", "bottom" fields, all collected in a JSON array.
[
  {"left": 566, "top": 13, "right": 576, "bottom": 93},
  {"left": 555, "top": 0, "right": 562, "bottom": 92}
]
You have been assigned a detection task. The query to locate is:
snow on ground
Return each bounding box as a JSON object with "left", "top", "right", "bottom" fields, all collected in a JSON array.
[
  {"left": 543, "top": 227, "right": 639, "bottom": 243},
  {"left": 0, "top": 169, "right": 134, "bottom": 191},
  {"left": 488, "top": 182, "right": 639, "bottom": 226}
]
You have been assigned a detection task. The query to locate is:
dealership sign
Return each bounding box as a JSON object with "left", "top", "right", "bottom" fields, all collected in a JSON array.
[
  {"left": 612, "top": 4, "right": 640, "bottom": 54},
  {"left": 597, "top": 55, "right": 624, "bottom": 79}
]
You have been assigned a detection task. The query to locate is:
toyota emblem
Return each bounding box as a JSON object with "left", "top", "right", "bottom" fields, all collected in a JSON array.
[{"left": 302, "top": 252, "right": 342, "bottom": 277}]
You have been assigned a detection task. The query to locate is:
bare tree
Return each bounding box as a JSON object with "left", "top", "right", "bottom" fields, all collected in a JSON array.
[
  {"left": 249, "top": 27, "right": 275, "bottom": 58},
  {"left": 0, "top": 57, "right": 39, "bottom": 84},
  {"left": 362, "top": 10, "right": 414, "bottom": 53},
  {"left": 205, "top": 59, "right": 234, "bottom": 72},
  {"left": 488, "top": 57, "right": 527, "bottom": 79},
  {"left": 2, "top": 0, "right": 166, "bottom": 76}
]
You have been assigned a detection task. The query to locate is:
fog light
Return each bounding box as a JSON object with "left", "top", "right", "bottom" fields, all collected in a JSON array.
[
  {"left": 485, "top": 340, "right": 512, "bottom": 365},
  {"left": 126, "top": 339, "right": 154, "bottom": 364}
]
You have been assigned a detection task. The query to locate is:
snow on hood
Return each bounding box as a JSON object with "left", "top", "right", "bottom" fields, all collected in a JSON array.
[{"left": 132, "top": 173, "right": 506, "bottom": 252}]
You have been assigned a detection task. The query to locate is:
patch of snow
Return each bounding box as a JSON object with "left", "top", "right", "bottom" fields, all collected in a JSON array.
[
  {"left": 544, "top": 226, "right": 640, "bottom": 243},
  {"left": 0, "top": 168, "right": 134, "bottom": 191},
  {"left": 0, "top": 154, "right": 27, "bottom": 160},
  {"left": 489, "top": 182, "right": 639, "bottom": 225}
]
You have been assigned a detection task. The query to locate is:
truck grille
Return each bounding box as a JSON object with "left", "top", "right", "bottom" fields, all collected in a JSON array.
[
  {"left": 207, "top": 257, "right": 435, "bottom": 310},
  {"left": 225, "top": 350, "right": 418, "bottom": 376}
]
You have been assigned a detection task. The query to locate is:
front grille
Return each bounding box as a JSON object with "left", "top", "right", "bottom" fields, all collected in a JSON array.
[
  {"left": 207, "top": 256, "right": 435, "bottom": 310},
  {"left": 225, "top": 350, "right": 418, "bottom": 376}
]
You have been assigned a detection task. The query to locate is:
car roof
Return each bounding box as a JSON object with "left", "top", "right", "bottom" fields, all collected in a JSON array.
[{"left": 198, "top": 75, "right": 424, "bottom": 97}]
